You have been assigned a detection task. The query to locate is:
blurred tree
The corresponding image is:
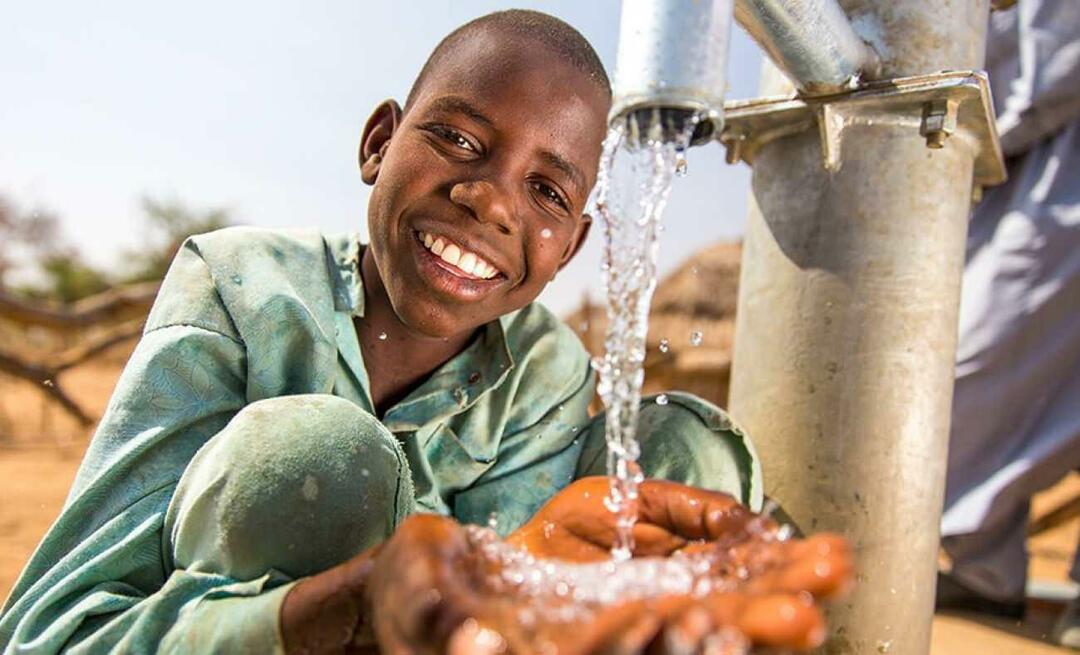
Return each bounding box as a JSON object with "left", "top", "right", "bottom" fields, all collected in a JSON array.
[
  {"left": 122, "top": 197, "right": 231, "bottom": 283},
  {"left": 0, "top": 196, "right": 65, "bottom": 290},
  {"left": 30, "top": 252, "right": 113, "bottom": 304}
]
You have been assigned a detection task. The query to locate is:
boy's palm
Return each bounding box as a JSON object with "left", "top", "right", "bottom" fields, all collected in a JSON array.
[
  {"left": 506, "top": 476, "right": 760, "bottom": 560},
  {"left": 363, "top": 479, "right": 852, "bottom": 655}
]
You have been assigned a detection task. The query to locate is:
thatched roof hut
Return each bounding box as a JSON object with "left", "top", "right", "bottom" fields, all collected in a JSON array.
[{"left": 565, "top": 241, "right": 742, "bottom": 408}]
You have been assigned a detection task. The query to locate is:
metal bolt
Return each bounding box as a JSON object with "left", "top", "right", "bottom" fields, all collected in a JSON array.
[
  {"left": 920, "top": 99, "right": 958, "bottom": 149},
  {"left": 720, "top": 131, "right": 746, "bottom": 165}
]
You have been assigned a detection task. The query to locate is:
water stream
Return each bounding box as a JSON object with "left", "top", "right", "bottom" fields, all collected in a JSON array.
[{"left": 594, "top": 109, "right": 701, "bottom": 560}]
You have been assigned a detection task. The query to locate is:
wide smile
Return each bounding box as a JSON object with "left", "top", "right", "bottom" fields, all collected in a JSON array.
[
  {"left": 410, "top": 230, "right": 507, "bottom": 302},
  {"left": 417, "top": 230, "right": 502, "bottom": 280}
]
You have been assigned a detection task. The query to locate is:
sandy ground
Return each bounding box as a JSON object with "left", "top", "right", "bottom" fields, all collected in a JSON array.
[{"left": 1, "top": 362, "right": 1076, "bottom": 653}]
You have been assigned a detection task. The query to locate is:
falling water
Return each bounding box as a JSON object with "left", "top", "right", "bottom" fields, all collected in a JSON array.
[{"left": 594, "top": 109, "right": 702, "bottom": 561}]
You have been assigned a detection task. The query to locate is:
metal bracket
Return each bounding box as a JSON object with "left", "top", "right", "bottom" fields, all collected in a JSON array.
[{"left": 718, "top": 70, "right": 1007, "bottom": 187}]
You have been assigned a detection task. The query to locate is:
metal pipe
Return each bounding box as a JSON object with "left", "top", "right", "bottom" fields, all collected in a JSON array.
[
  {"left": 728, "top": 1, "right": 991, "bottom": 654},
  {"left": 610, "top": 0, "right": 735, "bottom": 145},
  {"left": 734, "top": 0, "right": 881, "bottom": 95}
]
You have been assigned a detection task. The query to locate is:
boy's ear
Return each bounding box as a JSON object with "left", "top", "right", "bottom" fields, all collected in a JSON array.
[
  {"left": 359, "top": 99, "right": 403, "bottom": 185},
  {"left": 558, "top": 213, "right": 593, "bottom": 271}
]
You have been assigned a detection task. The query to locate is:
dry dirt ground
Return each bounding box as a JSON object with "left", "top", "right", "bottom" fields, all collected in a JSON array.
[{"left": 1, "top": 361, "right": 1077, "bottom": 653}]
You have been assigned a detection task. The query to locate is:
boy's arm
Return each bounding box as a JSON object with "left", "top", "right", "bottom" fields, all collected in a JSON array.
[{"left": 0, "top": 241, "right": 292, "bottom": 654}]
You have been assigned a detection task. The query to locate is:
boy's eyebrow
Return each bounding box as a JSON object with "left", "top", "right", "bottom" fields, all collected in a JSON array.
[
  {"left": 538, "top": 149, "right": 587, "bottom": 200},
  {"left": 427, "top": 95, "right": 493, "bottom": 127},
  {"left": 427, "top": 94, "right": 586, "bottom": 200}
]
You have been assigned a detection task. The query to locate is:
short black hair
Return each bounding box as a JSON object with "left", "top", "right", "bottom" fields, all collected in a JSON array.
[{"left": 405, "top": 9, "right": 611, "bottom": 110}]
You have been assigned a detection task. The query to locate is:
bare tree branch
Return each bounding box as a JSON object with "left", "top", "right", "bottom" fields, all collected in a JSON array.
[
  {"left": 0, "top": 351, "right": 93, "bottom": 426},
  {"left": 0, "top": 282, "right": 159, "bottom": 330},
  {"left": 54, "top": 319, "right": 145, "bottom": 372}
]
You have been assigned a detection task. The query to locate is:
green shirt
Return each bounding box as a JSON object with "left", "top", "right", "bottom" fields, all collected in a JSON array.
[{"left": 0, "top": 227, "right": 597, "bottom": 654}]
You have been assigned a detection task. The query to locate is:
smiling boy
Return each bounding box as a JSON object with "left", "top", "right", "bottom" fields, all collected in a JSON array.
[{"left": 0, "top": 11, "right": 786, "bottom": 654}]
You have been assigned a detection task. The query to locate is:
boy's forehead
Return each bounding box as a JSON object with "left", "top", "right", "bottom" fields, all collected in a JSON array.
[
  {"left": 409, "top": 30, "right": 609, "bottom": 174},
  {"left": 412, "top": 29, "right": 608, "bottom": 123}
]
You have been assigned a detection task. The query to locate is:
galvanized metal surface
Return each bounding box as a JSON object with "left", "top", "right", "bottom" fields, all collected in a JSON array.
[
  {"left": 719, "top": 71, "right": 1007, "bottom": 186},
  {"left": 610, "top": 0, "right": 735, "bottom": 143},
  {"left": 728, "top": 1, "right": 993, "bottom": 654},
  {"left": 734, "top": 0, "right": 881, "bottom": 95}
]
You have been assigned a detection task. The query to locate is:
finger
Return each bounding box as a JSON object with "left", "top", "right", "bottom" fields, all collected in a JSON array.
[
  {"left": 447, "top": 618, "right": 510, "bottom": 655},
  {"left": 637, "top": 480, "right": 756, "bottom": 543},
  {"left": 748, "top": 534, "right": 853, "bottom": 599},
  {"left": 654, "top": 605, "right": 711, "bottom": 655},
  {"left": 630, "top": 523, "right": 687, "bottom": 558},
  {"left": 582, "top": 599, "right": 684, "bottom": 655},
  {"left": 734, "top": 593, "right": 825, "bottom": 650}
]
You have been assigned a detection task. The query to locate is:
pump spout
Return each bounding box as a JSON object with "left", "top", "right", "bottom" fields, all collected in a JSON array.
[
  {"left": 734, "top": 0, "right": 881, "bottom": 95},
  {"left": 610, "top": 0, "right": 735, "bottom": 147}
]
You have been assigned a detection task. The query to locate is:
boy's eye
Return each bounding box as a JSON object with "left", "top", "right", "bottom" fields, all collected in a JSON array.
[
  {"left": 429, "top": 125, "right": 478, "bottom": 153},
  {"left": 531, "top": 180, "right": 569, "bottom": 212}
]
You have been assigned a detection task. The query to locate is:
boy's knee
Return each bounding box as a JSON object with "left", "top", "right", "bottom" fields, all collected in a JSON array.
[
  {"left": 166, "top": 394, "right": 415, "bottom": 580},
  {"left": 576, "top": 392, "right": 762, "bottom": 509}
]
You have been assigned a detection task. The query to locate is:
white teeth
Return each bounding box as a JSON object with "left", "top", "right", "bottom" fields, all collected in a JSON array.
[
  {"left": 441, "top": 243, "right": 461, "bottom": 266},
  {"left": 458, "top": 252, "right": 477, "bottom": 275},
  {"left": 420, "top": 231, "right": 500, "bottom": 279}
]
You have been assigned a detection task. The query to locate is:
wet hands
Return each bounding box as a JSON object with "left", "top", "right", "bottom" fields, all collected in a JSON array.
[
  {"left": 359, "top": 479, "right": 851, "bottom": 655},
  {"left": 507, "top": 477, "right": 770, "bottom": 561},
  {"left": 496, "top": 477, "right": 852, "bottom": 652}
]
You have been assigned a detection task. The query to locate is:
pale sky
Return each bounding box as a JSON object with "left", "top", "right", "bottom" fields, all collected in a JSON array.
[{"left": 0, "top": 1, "right": 763, "bottom": 316}]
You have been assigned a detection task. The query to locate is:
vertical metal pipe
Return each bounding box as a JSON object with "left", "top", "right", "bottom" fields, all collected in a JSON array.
[
  {"left": 728, "top": 2, "right": 990, "bottom": 654},
  {"left": 611, "top": 0, "right": 735, "bottom": 143}
]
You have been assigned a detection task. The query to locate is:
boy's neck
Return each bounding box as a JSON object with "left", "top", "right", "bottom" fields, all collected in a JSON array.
[{"left": 356, "top": 246, "right": 477, "bottom": 417}]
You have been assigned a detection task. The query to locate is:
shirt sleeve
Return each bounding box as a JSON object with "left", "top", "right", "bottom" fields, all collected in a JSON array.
[
  {"left": 451, "top": 358, "right": 595, "bottom": 536},
  {"left": 0, "top": 241, "right": 292, "bottom": 654}
]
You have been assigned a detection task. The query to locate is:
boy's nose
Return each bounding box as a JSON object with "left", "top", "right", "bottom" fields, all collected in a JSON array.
[{"left": 449, "top": 179, "right": 519, "bottom": 235}]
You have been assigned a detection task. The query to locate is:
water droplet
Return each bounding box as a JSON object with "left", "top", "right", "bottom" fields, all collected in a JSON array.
[
  {"left": 453, "top": 387, "right": 468, "bottom": 406},
  {"left": 690, "top": 330, "right": 703, "bottom": 346},
  {"left": 543, "top": 521, "right": 556, "bottom": 539},
  {"left": 378, "top": 332, "right": 387, "bottom": 341},
  {"left": 578, "top": 321, "right": 589, "bottom": 332},
  {"left": 658, "top": 338, "right": 670, "bottom": 353},
  {"left": 675, "top": 151, "right": 688, "bottom": 177},
  {"left": 42, "top": 379, "right": 54, "bottom": 387},
  {"left": 231, "top": 274, "right": 242, "bottom": 285},
  {"left": 487, "top": 512, "right": 499, "bottom": 530},
  {"left": 655, "top": 394, "right": 669, "bottom": 406},
  {"left": 540, "top": 228, "right": 553, "bottom": 239},
  {"left": 876, "top": 639, "right": 892, "bottom": 653},
  {"left": 360, "top": 468, "right": 370, "bottom": 477}
]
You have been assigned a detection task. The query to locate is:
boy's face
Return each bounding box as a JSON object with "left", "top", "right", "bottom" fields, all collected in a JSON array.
[{"left": 361, "top": 30, "right": 610, "bottom": 338}]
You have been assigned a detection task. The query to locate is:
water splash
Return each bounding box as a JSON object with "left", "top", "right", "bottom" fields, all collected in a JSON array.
[{"left": 594, "top": 110, "right": 701, "bottom": 560}]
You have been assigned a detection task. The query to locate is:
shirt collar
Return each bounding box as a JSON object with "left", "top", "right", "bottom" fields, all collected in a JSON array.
[
  {"left": 326, "top": 233, "right": 365, "bottom": 317},
  {"left": 325, "top": 233, "right": 516, "bottom": 428}
]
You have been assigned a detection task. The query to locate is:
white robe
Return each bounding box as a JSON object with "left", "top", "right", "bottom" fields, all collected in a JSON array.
[{"left": 940, "top": 1, "right": 1080, "bottom": 600}]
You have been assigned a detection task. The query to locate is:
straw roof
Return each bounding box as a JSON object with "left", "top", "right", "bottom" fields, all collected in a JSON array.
[{"left": 563, "top": 241, "right": 742, "bottom": 407}]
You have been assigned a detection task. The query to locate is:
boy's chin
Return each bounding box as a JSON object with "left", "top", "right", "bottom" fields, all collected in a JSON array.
[{"left": 391, "top": 301, "right": 494, "bottom": 340}]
